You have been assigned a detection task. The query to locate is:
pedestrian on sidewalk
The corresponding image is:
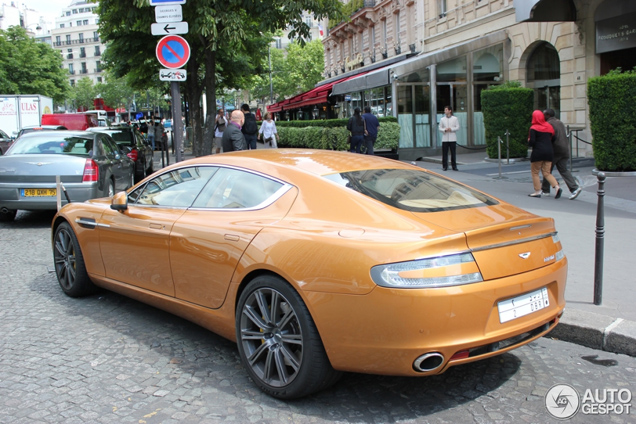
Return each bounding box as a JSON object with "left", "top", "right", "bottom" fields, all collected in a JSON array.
[
  {"left": 528, "top": 110, "right": 562, "bottom": 198},
  {"left": 258, "top": 112, "right": 279, "bottom": 148},
  {"left": 439, "top": 106, "right": 459, "bottom": 171},
  {"left": 541, "top": 108, "right": 582, "bottom": 200},
  {"left": 362, "top": 106, "right": 380, "bottom": 155},
  {"left": 214, "top": 109, "right": 227, "bottom": 154},
  {"left": 222, "top": 110, "right": 247, "bottom": 152},
  {"left": 154, "top": 118, "right": 165, "bottom": 151},
  {"left": 347, "top": 107, "right": 366, "bottom": 153},
  {"left": 240, "top": 104, "right": 259, "bottom": 150}
]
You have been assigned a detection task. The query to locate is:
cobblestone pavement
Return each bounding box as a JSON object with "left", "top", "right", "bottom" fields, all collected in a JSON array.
[{"left": 1, "top": 211, "right": 635, "bottom": 424}]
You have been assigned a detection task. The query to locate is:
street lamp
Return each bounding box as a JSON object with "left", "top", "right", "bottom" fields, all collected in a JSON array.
[
  {"left": 268, "top": 44, "right": 273, "bottom": 105},
  {"left": 312, "top": 106, "right": 319, "bottom": 119}
]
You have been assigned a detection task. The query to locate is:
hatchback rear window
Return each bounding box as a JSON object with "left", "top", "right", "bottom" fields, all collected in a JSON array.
[{"left": 324, "top": 169, "right": 498, "bottom": 212}]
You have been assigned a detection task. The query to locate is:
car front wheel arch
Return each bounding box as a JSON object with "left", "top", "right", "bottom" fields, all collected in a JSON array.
[{"left": 235, "top": 273, "right": 341, "bottom": 399}]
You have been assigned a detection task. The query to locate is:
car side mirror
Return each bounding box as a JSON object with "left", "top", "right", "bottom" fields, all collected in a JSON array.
[{"left": 110, "top": 191, "right": 128, "bottom": 211}]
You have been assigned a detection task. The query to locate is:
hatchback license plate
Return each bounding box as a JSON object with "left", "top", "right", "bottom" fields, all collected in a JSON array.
[
  {"left": 498, "top": 287, "right": 549, "bottom": 323},
  {"left": 21, "top": 188, "right": 57, "bottom": 197}
]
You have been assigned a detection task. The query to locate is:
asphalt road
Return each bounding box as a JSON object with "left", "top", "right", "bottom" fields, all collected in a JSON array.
[{"left": 1, "top": 210, "right": 635, "bottom": 423}]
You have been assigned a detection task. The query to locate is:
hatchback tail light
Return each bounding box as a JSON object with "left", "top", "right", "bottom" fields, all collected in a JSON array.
[
  {"left": 127, "top": 147, "right": 139, "bottom": 162},
  {"left": 82, "top": 158, "right": 99, "bottom": 182}
]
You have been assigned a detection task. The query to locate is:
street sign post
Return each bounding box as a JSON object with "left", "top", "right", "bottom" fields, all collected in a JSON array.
[
  {"left": 151, "top": 21, "right": 189, "bottom": 35},
  {"left": 156, "top": 35, "right": 190, "bottom": 69},
  {"left": 155, "top": 4, "right": 183, "bottom": 22}
]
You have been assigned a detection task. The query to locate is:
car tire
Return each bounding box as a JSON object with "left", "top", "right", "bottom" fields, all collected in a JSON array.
[
  {"left": 134, "top": 162, "right": 145, "bottom": 184},
  {"left": 0, "top": 208, "right": 17, "bottom": 222},
  {"left": 236, "top": 276, "right": 342, "bottom": 399},
  {"left": 105, "top": 179, "right": 115, "bottom": 197},
  {"left": 53, "top": 222, "right": 96, "bottom": 297}
]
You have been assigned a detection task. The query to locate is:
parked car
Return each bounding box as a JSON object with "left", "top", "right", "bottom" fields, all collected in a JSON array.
[
  {"left": 50, "top": 149, "right": 567, "bottom": 399},
  {"left": 15, "top": 125, "right": 68, "bottom": 139},
  {"left": 0, "top": 130, "right": 134, "bottom": 221},
  {"left": 87, "top": 126, "right": 153, "bottom": 183},
  {"left": 0, "top": 128, "right": 11, "bottom": 155}
]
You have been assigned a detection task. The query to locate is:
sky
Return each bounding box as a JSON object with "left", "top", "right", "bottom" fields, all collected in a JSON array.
[{"left": 24, "top": 0, "right": 73, "bottom": 23}]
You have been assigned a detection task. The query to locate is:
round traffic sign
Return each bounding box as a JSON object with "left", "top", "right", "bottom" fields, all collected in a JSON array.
[{"left": 156, "top": 35, "right": 190, "bottom": 69}]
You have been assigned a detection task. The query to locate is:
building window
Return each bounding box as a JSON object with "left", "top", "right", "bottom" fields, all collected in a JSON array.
[
  {"left": 305, "top": 16, "right": 312, "bottom": 26},
  {"left": 66, "top": 11, "right": 70, "bottom": 16},
  {"left": 94, "top": 46, "right": 101, "bottom": 56},
  {"left": 69, "top": 64, "right": 74, "bottom": 74},
  {"left": 60, "top": 23, "right": 65, "bottom": 28},
  {"left": 70, "top": 79, "right": 75, "bottom": 86},
  {"left": 77, "top": 20, "right": 82, "bottom": 26},
  {"left": 439, "top": 0, "right": 447, "bottom": 18},
  {"left": 96, "top": 61, "right": 101, "bottom": 72},
  {"left": 81, "top": 62, "right": 87, "bottom": 74},
  {"left": 371, "top": 26, "right": 375, "bottom": 55},
  {"left": 56, "top": 36, "right": 61, "bottom": 44},
  {"left": 66, "top": 35, "right": 71, "bottom": 44},
  {"left": 80, "top": 47, "right": 86, "bottom": 58},
  {"left": 274, "top": 38, "right": 282, "bottom": 49},
  {"left": 79, "top": 33, "right": 84, "bottom": 43},
  {"left": 383, "top": 20, "right": 387, "bottom": 54},
  {"left": 93, "top": 31, "right": 99, "bottom": 41},
  {"left": 97, "top": 77, "right": 102, "bottom": 83},
  {"left": 395, "top": 11, "right": 401, "bottom": 52},
  {"left": 72, "top": 9, "right": 77, "bottom": 14},
  {"left": 83, "top": 20, "right": 89, "bottom": 25}
]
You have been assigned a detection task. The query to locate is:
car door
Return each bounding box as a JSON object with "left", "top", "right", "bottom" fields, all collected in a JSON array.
[
  {"left": 170, "top": 167, "right": 295, "bottom": 309},
  {"left": 102, "top": 134, "right": 132, "bottom": 191},
  {"left": 98, "top": 165, "right": 216, "bottom": 295}
]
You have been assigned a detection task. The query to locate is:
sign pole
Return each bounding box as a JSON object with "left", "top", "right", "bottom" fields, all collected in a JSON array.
[{"left": 171, "top": 81, "right": 183, "bottom": 162}]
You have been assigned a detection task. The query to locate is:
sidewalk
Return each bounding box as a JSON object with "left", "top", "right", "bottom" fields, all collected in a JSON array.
[
  {"left": 157, "top": 146, "right": 636, "bottom": 358},
  {"left": 416, "top": 149, "right": 636, "bottom": 357}
]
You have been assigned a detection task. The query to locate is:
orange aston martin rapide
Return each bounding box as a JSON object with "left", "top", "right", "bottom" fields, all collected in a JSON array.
[{"left": 52, "top": 149, "right": 567, "bottom": 399}]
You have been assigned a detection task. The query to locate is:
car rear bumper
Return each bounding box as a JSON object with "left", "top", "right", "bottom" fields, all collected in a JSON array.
[
  {"left": 0, "top": 181, "right": 102, "bottom": 211},
  {"left": 305, "top": 258, "right": 567, "bottom": 376}
]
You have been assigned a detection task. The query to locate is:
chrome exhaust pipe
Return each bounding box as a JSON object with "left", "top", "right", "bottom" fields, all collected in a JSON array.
[{"left": 413, "top": 352, "right": 445, "bottom": 372}]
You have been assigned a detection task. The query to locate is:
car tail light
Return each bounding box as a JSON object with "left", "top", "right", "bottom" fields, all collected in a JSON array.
[
  {"left": 370, "top": 253, "right": 484, "bottom": 288},
  {"left": 82, "top": 158, "right": 99, "bottom": 182},
  {"left": 127, "top": 148, "right": 138, "bottom": 162}
]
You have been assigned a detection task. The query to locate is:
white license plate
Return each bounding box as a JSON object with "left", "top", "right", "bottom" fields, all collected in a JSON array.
[{"left": 498, "top": 287, "right": 549, "bottom": 323}]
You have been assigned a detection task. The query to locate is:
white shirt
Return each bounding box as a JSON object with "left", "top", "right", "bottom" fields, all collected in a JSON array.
[
  {"left": 439, "top": 115, "right": 459, "bottom": 142},
  {"left": 258, "top": 120, "right": 278, "bottom": 140}
]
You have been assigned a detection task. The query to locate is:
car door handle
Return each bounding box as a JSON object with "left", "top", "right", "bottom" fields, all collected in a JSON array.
[
  {"left": 149, "top": 223, "right": 164, "bottom": 230},
  {"left": 224, "top": 234, "right": 240, "bottom": 242}
]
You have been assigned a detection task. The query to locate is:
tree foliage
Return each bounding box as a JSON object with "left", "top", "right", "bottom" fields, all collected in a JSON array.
[
  {"left": 0, "top": 26, "right": 69, "bottom": 103},
  {"left": 97, "top": 0, "right": 342, "bottom": 156},
  {"left": 70, "top": 77, "right": 97, "bottom": 111}
]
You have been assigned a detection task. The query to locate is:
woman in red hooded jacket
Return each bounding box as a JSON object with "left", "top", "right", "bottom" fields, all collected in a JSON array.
[{"left": 528, "top": 110, "right": 562, "bottom": 198}]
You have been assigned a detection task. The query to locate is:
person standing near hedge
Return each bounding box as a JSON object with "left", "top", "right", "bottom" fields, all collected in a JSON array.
[
  {"left": 439, "top": 106, "right": 459, "bottom": 171},
  {"left": 347, "top": 107, "right": 366, "bottom": 153},
  {"left": 528, "top": 110, "right": 562, "bottom": 198},
  {"left": 241, "top": 104, "right": 259, "bottom": 150},
  {"left": 362, "top": 106, "right": 380, "bottom": 155},
  {"left": 258, "top": 112, "right": 279, "bottom": 148}
]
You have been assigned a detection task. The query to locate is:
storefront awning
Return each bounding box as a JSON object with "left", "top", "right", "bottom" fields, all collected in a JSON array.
[
  {"left": 513, "top": 0, "right": 576, "bottom": 22},
  {"left": 331, "top": 66, "right": 390, "bottom": 96},
  {"left": 389, "top": 31, "right": 508, "bottom": 78}
]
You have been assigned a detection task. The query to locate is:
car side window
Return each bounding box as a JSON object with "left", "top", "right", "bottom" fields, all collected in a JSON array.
[
  {"left": 192, "top": 167, "right": 284, "bottom": 209},
  {"left": 130, "top": 166, "right": 217, "bottom": 208},
  {"left": 102, "top": 136, "right": 121, "bottom": 158}
]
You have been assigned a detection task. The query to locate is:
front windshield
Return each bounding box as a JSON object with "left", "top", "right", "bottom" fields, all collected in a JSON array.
[
  {"left": 324, "top": 168, "right": 498, "bottom": 212},
  {"left": 7, "top": 135, "right": 93, "bottom": 156}
]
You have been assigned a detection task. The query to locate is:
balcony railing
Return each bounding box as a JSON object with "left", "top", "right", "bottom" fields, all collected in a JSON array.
[
  {"left": 53, "top": 37, "right": 100, "bottom": 47},
  {"left": 80, "top": 69, "right": 88, "bottom": 74},
  {"left": 69, "top": 70, "right": 75, "bottom": 74}
]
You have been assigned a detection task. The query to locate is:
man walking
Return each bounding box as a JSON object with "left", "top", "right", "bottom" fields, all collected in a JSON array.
[
  {"left": 222, "top": 110, "right": 247, "bottom": 152},
  {"left": 240, "top": 104, "right": 259, "bottom": 150},
  {"left": 362, "top": 106, "right": 380, "bottom": 155},
  {"left": 541, "top": 109, "right": 582, "bottom": 200},
  {"left": 439, "top": 106, "right": 459, "bottom": 171}
]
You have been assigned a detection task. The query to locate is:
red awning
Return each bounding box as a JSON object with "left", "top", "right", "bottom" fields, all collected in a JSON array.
[{"left": 267, "top": 72, "right": 369, "bottom": 112}]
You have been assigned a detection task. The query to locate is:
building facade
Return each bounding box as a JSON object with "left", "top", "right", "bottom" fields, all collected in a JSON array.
[
  {"left": 311, "top": 0, "right": 635, "bottom": 160},
  {"left": 50, "top": 1, "right": 106, "bottom": 88}
]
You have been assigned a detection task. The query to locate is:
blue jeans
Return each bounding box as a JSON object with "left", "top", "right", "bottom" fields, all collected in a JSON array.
[
  {"left": 245, "top": 134, "right": 257, "bottom": 150},
  {"left": 148, "top": 133, "right": 155, "bottom": 150},
  {"left": 350, "top": 134, "right": 364, "bottom": 153}
]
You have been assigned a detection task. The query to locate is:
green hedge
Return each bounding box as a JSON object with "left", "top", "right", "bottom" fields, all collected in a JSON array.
[
  {"left": 588, "top": 69, "right": 636, "bottom": 172},
  {"left": 481, "top": 81, "right": 534, "bottom": 159},
  {"left": 273, "top": 120, "right": 400, "bottom": 151}
]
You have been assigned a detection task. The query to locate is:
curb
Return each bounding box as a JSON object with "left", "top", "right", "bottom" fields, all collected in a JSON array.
[{"left": 547, "top": 309, "right": 636, "bottom": 357}]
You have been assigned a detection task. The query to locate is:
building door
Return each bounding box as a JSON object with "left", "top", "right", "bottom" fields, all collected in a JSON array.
[
  {"left": 436, "top": 83, "right": 468, "bottom": 147},
  {"left": 526, "top": 42, "right": 561, "bottom": 116}
]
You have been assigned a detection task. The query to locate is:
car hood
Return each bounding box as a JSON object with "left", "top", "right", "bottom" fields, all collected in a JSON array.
[{"left": 411, "top": 204, "right": 561, "bottom": 280}]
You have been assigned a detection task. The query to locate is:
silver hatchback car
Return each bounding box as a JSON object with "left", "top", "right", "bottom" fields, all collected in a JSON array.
[{"left": 0, "top": 130, "right": 134, "bottom": 221}]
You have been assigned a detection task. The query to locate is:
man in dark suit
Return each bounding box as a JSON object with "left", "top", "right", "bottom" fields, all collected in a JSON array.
[{"left": 222, "top": 110, "right": 247, "bottom": 152}]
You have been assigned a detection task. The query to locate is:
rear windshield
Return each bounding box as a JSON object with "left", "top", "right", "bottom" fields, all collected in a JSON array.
[
  {"left": 324, "top": 169, "right": 498, "bottom": 212},
  {"left": 8, "top": 135, "right": 93, "bottom": 156}
]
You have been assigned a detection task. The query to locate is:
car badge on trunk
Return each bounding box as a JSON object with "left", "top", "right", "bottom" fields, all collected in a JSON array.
[{"left": 519, "top": 252, "right": 531, "bottom": 259}]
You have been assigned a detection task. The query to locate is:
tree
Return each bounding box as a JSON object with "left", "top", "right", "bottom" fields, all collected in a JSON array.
[
  {"left": 0, "top": 26, "right": 69, "bottom": 103},
  {"left": 98, "top": 0, "right": 342, "bottom": 156},
  {"left": 69, "top": 77, "right": 96, "bottom": 111}
]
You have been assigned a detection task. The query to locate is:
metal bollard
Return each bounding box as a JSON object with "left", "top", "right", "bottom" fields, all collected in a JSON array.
[
  {"left": 505, "top": 130, "right": 510, "bottom": 165},
  {"left": 593, "top": 172, "right": 606, "bottom": 305}
]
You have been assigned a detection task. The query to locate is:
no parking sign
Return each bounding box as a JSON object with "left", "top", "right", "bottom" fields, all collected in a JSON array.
[{"left": 156, "top": 35, "right": 190, "bottom": 69}]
